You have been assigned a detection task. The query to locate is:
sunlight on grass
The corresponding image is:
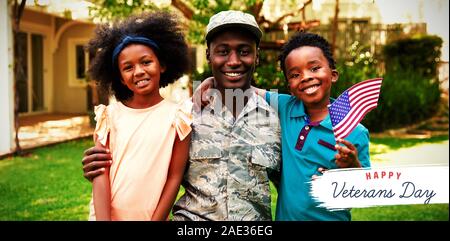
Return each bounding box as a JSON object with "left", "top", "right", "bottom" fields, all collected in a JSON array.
[
  {"left": 369, "top": 143, "right": 391, "bottom": 156},
  {"left": 370, "top": 135, "right": 449, "bottom": 156},
  {"left": 370, "top": 135, "right": 448, "bottom": 150},
  {"left": 369, "top": 135, "right": 449, "bottom": 164},
  {"left": 0, "top": 138, "right": 93, "bottom": 220}
]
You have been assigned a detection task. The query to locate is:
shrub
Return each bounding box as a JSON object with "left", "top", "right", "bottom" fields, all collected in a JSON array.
[
  {"left": 362, "top": 70, "right": 440, "bottom": 132},
  {"left": 253, "top": 51, "right": 288, "bottom": 93},
  {"left": 332, "top": 36, "right": 442, "bottom": 132},
  {"left": 333, "top": 66, "right": 440, "bottom": 132},
  {"left": 383, "top": 35, "right": 443, "bottom": 79}
]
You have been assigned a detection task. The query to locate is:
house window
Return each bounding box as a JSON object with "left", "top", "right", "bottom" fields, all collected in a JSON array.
[
  {"left": 16, "top": 31, "right": 45, "bottom": 113},
  {"left": 68, "top": 39, "right": 89, "bottom": 87},
  {"left": 76, "top": 45, "right": 87, "bottom": 79}
]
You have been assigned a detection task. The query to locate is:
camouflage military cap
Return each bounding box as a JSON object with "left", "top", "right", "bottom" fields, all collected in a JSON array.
[{"left": 205, "top": 10, "right": 262, "bottom": 43}]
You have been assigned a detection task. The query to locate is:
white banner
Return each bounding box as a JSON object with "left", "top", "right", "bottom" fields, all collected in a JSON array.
[{"left": 310, "top": 165, "right": 449, "bottom": 210}]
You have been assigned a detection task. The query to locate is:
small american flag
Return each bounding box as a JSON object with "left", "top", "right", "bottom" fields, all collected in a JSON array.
[{"left": 328, "top": 78, "right": 383, "bottom": 140}]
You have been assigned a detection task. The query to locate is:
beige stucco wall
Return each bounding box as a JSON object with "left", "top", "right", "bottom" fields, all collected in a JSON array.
[
  {"left": 22, "top": 8, "right": 52, "bottom": 26},
  {"left": 19, "top": 8, "right": 96, "bottom": 114},
  {"left": 53, "top": 23, "right": 95, "bottom": 113}
]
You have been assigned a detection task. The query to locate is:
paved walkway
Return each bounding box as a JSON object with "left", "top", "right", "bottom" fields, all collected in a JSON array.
[{"left": 18, "top": 115, "right": 93, "bottom": 150}]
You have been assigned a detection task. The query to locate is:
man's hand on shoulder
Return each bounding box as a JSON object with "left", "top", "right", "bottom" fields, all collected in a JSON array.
[
  {"left": 81, "top": 146, "right": 112, "bottom": 182},
  {"left": 192, "top": 77, "right": 215, "bottom": 112}
]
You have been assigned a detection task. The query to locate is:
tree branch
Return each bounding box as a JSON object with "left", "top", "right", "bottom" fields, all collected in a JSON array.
[
  {"left": 12, "top": 0, "right": 27, "bottom": 155},
  {"left": 171, "top": 0, "right": 194, "bottom": 20},
  {"left": 249, "top": 0, "right": 264, "bottom": 21},
  {"left": 260, "top": 0, "right": 313, "bottom": 31},
  {"left": 13, "top": 0, "right": 26, "bottom": 31}
]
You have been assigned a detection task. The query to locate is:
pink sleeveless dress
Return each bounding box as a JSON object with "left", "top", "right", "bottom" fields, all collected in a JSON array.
[{"left": 88, "top": 99, "right": 192, "bottom": 220}]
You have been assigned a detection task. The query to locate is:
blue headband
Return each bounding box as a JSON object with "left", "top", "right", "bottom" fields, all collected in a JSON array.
[{"left": 112, "top": 35, "right": 160, "bottom": 65}]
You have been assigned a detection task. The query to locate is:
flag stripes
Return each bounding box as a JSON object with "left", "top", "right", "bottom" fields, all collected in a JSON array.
[{"left": 329, "top": 78, "right": 383, "bottom": 140}]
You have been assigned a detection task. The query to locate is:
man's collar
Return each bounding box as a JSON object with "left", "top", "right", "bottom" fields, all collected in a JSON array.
[
  {"left": 203, "top": 88, "right": 271, "bottom": 113},
  {"left": 247, "top": 92, "right": 272, "bottom": 112}
]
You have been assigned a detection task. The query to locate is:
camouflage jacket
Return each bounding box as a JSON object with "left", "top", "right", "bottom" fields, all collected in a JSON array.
[{"left": 173, "top": 91, "right": 281, "bottom": 221}]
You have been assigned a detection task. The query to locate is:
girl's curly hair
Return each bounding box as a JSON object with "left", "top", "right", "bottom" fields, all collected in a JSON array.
[{"left": 86, "top": 11, "right": 190, "bottom": 102}]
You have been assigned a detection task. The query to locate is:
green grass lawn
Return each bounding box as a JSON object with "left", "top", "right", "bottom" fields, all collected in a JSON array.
[
  {"left": 0, "top": 137, "right": 448, "bottom": 220},
  {"left": 0, "top": 139, "right": 92, "bottom": 220}
]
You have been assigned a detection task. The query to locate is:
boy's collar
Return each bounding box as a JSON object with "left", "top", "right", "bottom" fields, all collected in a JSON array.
[{"left": 290, "top": 98, "right": 335, "bottom": 131}]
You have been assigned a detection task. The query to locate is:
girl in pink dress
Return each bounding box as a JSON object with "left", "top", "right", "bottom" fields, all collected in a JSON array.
[{"left": 85, "top": 12, "right": 192, "bottom": 221}]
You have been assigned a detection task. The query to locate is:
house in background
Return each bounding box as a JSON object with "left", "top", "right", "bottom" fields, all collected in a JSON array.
[
  {"left": 0, "top": 0, "right": 193, "bottom": 156},
  {"left": 21, "top": 5, "right": 96, "bottom": 115},
  {"left": 1, "top": 1, "right": 97, "bottom": 155}
]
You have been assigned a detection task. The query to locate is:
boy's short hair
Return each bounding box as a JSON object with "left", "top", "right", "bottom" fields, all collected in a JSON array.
[{"left": 278, "top": 32, "right": 336, "bottom": 78}]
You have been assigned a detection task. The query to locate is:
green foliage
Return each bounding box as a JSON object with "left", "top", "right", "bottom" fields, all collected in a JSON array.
[
  {"left": 332, "top": 41, "right": 380, "bottom": 98},
  {"left": 88, "top": 0, "right": 161, "bottom": 22},
  {"left": 88, "top": 0, "right": 258, "bottom": 44},
  {"left": 383, "top": 35, "right": 443, "bottom": 79},
  {"left": 363, "top": 70, "right": 441, "bottom": 132},
  {"left": 183, "top": 0, "right": 257, "bottom": 44},
  {"left": 364, "top": 35, "right": 443, "bottom": 132},
  {"left": 252, "top": 50, "right": 288, "bottom": 93},
  {"left": 332, "top": 36, "right": 442, "bottom": 132},
  {"left": 335, "top": 64, "right": 440, "bottom": 132},
  {"left": 191, "top": 63, "right": 212, "bottom": 82}
]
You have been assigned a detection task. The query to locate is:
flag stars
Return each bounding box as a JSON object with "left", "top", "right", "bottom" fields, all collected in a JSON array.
[{"left": 328, "top": 78, "right": 383, "bottom": 139}]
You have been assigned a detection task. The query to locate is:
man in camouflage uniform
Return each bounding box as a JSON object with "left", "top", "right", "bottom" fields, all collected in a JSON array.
[{"left": 172, "top": 10, "right": 281, "bottom": 221}]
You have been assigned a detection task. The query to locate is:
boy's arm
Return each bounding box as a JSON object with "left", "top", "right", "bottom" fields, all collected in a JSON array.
[
  {"left": 92, "top": 138, "right": 111, "bottom": 220},
  {"left": 192, "top": 77, "right": 214, "bottom": 111},
  {"left": 251, "top": 86, "right": 267, "bottom": 98},
  {"left": 151, "top": 133, "right": 191, "bottom": 221}
]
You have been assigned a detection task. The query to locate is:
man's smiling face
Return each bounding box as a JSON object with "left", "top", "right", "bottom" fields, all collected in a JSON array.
[{"left": 207, "top": 29, "right": 258, "bottom": 91}]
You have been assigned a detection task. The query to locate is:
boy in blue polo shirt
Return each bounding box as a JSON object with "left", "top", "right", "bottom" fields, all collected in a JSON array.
[{"left": 260, "top": 32, "right": 370, "bottom": 220}]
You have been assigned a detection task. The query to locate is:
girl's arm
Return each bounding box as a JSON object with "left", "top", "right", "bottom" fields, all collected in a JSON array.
[
  {"left": 92, "top": 137, "right": 111, "bottom": 220},
  {"left": 151, "top": 133, "right": 191, "bottom": 221}
]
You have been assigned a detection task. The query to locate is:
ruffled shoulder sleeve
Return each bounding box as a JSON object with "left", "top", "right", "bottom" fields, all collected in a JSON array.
[
  {"left": 173, "top": 99, "right": 193, "bottom": 141},
  {"left": 93, "top": 104, "right": 110, "bottom": 146}
]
